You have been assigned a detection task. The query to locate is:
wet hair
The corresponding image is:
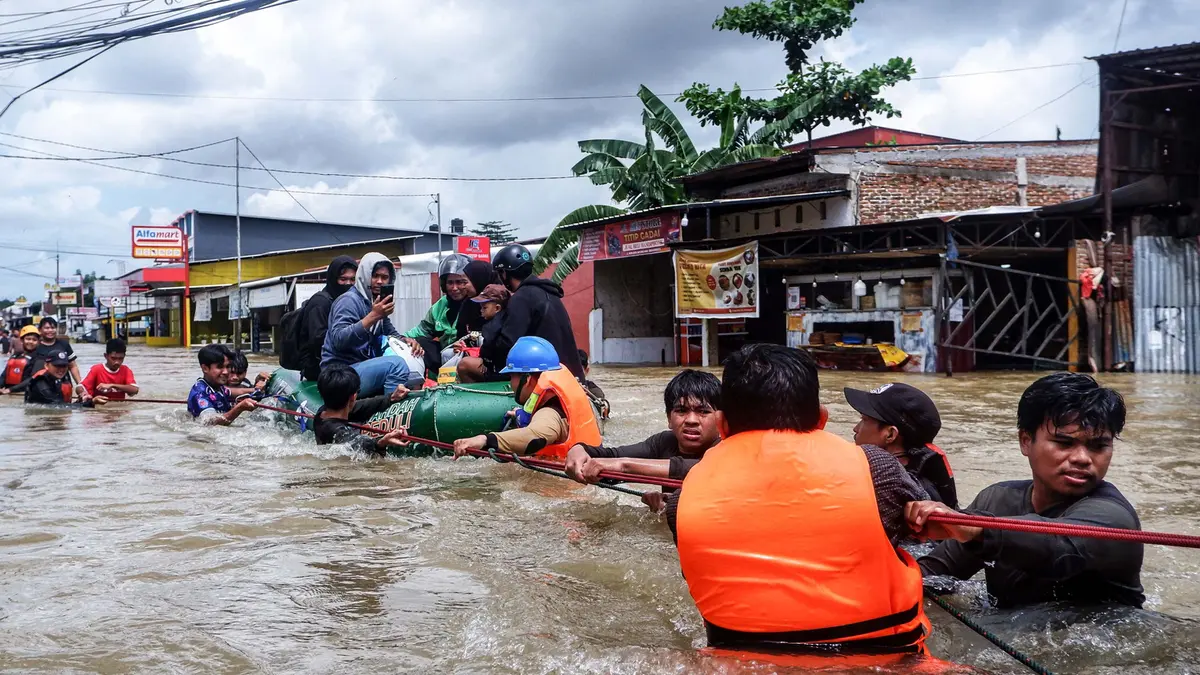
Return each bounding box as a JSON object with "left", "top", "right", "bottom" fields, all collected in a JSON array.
[
  {"left": 664, "top": 369, "right": 722, "bottom": 413},
  {"left": 372, "top": 261, "right": 394, "bottom": 281},
  {"left": 721, "top": 344, "right": 821, "bottom": 434},
  {"left": 105, "top": 338, "right": 126, "bottom": 355},
  {"left": 1017, "top": 372, "right": 1126, "bottom": 438},
  {"left": 39, "top": 316, "right": 57, "bottom": 328},
  {"left": 198, "top": 344, "right": 231, "bottom": 368},
  {"left": 318, "top": 365, "right": 360, "bottom": 410},
  {"left": 228, "top": 350, "right": 249, "bottom": 375},
  {"left": 577, "top": 349, "right": 589, "bottom": 370}
]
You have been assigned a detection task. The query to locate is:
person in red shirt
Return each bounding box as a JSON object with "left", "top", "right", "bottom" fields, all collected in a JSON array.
[{"left": 81, "top": 339, "right": 139, "bottom": 401}]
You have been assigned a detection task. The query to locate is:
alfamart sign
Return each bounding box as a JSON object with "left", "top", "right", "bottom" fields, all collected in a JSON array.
[{"left": 131, "top": 226, "right": 184, "bottom": 259}]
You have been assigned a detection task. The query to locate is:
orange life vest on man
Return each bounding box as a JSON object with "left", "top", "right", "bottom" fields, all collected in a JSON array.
[
  {"left": 927, "top": 442, "right": 953, "bottom": 477},
  {"left": 31, "top": 368, "right": 74, "bottom": 402},
  {"left": 520, "top": 366, "right": 602, "bottom": 460},
  {"left": 4, "top": 354, "right": 28, "bottom": 386},
  {"left": 676, "top": 429, "right": 930, "bottom": 653}
]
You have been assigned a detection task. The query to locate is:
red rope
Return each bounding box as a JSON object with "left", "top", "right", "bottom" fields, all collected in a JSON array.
[
  {"left": 926, "top": 512, "right": 1200, "bottom": 549},
  {"left": 251, "top": 401, "right": 683, "bottom": 489},
  {"left": 62, "top": 396, "right": 1200, "bottom": 548}
]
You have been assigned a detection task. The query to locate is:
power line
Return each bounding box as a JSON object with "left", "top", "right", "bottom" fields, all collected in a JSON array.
[
  {"left": 0, "top": 62, "right": 1086, "bottom": 104},
  {"left": 238, "top": 137, "right": 322, "bottom": 223},
  {"left": 974, "top": 77, "right": 1097, "bottom": 141},
  {"left": 1113, "top": 0, "right": 1129, "bottom": 50},
  {"left": 0, "top": 263, "right": 57, "bottom": 278},
  {"left": 0, "top": 141, "right": 450, "bottom": 196},
  {"left": 0, "top": 240, "right": 130, "bottom": 257},
  {"left": 0, "top": 131, "right": 580, "bottom": 182}
]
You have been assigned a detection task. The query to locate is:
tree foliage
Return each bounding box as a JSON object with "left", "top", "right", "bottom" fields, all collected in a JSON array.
[
  {"left": 679, "top": 0, "right": 914, "bottom": 146},
  {"left": 470, "top": 220, "right": 518, "bottom": 246},
  {"left": 534, "top": 86, "right": 793, "bottom": 280}
]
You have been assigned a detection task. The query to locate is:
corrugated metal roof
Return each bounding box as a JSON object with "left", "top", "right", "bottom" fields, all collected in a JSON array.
[
  {"left": 1088, "top": 42, "right": 1200, "bottom": 77},
  {"left": 558, "top": 191, "right": 850, "bottom": 232},
  {"left": 191, "top": 233, "right": 419, "bottom": 264}
]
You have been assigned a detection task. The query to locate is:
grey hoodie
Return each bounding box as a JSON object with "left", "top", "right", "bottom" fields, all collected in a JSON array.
[{"left": 320, "top": 252, "right": 400, "bottom": 368}]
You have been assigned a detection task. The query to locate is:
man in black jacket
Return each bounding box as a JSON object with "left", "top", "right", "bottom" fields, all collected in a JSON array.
[
  {"left": 465, "top": 244, "right": 583, "bottom": 379},
  {"left": 296, "top": 256, "right": 357, "bottom": 381}
]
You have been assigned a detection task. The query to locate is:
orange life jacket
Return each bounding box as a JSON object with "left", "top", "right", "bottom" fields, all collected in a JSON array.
[
  {"left": 676, "top": 429, "right": 930, "bottom": 653},
  {"left": 32, "top": 368, "right": 73, "bottom": 402},
  {"left": 521, "top": 366, "right": 602, "bottom": 460},
  {"left": 4, "top": 355, "right": 28, "bottom": 386}
]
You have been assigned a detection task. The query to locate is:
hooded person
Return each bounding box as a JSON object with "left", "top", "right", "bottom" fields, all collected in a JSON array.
[
  {"left": 403, "top": 255, "right": 495, "bottom": 375},
  {"left": 293, "top": 255, "right": 358, "bottom": 381},
  {"left": 321, "top": 252, "right": 424, "bottom": 397}
]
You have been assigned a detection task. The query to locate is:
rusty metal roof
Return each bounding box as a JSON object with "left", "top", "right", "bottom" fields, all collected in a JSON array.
[{"left": 1088, "top": 42, "right": 1200, "bottom": 77}]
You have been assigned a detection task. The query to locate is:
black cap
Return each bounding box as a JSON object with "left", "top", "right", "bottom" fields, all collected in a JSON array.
[
  {"left": 844, "top": 383, "right": 941, "bottom": 447},
  {"left": 47, "top": 351, "right": 71, "bottom": 367}
]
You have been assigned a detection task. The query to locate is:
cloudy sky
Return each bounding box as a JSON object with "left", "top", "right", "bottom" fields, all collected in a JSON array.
[{"left": 0, "top": 0, "right": 1196, "bottom": 300}]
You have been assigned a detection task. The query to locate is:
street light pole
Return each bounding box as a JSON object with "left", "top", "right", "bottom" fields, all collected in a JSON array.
[{"left": 235, "top": 136, "right": 242, "bottom": 349}]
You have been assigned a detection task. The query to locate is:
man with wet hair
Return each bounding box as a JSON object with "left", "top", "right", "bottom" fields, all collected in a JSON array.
[
  {"left": 313, "top": 365, "right": 410, "bottom": 455},
  {"left": 564, "top": 369, "right": 720, "bottom": 510},
  {"left": 910, "top": 372, "right": 1144, "bottom": 608},
  {"left": 666, "top": 345, "right": 932, "bottom": 654}
]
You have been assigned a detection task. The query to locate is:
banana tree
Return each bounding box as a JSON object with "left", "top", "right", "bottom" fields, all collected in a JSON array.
[{"left": 536, "top": 85, "right": 816, "bottom": 280}]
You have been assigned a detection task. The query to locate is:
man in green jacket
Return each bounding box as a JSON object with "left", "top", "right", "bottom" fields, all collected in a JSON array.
[{"left": 404, "top": 254, "right": 494, "bottom": 376}]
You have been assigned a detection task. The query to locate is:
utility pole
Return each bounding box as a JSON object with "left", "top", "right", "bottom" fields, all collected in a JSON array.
[
  {"left": 435, "top": 192, "right": 443, "bottom": 262},
  {"left": 235, "top": 137, "right": 243, "bottom": 349},
  {"left": 54, "top": 244, "right": 61, "bottom": 320}
]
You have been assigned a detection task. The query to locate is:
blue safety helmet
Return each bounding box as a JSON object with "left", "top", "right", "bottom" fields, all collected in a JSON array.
[{"left": 499, "top": 336, "right": 562, "bottom": 374}]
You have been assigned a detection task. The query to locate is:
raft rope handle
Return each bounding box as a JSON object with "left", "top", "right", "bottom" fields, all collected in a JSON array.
[{"left": 924, "top": 589, "right": 1053, "bottom": 675}]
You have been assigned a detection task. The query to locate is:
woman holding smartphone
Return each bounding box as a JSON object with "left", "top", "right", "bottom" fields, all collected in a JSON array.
[{"left": 321, "top": 252, "right": 425, "bottom": 398}]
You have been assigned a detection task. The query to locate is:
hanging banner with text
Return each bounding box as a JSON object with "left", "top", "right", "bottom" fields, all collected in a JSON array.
[
  {"left": 578, "top": 213, "right": 681, "bottom": 262},
  {"left": 674, "top": 242, "right": 760, "bottom": 319},
  {"left": 131, "top": 226, "right": 185, "bottom": 259},
  {"left": 455, "top": 236, "right": 491, "bottom": 262}
]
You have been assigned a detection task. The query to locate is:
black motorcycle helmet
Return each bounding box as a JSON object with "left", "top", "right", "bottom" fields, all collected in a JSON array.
[{"left": 491, "top": 243, "right": 534, "bottom": 285}]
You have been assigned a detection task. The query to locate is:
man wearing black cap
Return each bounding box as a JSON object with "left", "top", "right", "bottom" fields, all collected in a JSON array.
[
  {"left": 25, "top": 350, "right": 104, "bottom": 406},
  {"left": 845, "top": 383, "right": 957, "bottom": 509}
]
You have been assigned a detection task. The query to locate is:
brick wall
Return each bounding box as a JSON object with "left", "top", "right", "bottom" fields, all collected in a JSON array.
[{"left": 883, "top": 154, "right": 1096, "bottom": 177}]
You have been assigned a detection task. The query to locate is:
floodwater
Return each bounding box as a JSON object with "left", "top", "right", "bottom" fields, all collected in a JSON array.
[{"left": 2, "top": 344, "right": 1200, "bottom": 675}]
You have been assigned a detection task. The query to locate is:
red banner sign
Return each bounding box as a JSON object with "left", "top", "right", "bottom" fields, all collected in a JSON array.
[
  {"left": 578, "top": 214, "right": 681, "bottom": 263},
  {"left": 456, "top": 236, "right": 491, "bottom": 262}
]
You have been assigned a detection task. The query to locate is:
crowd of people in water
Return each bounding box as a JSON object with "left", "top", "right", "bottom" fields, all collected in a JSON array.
[{"left": 2, "top": 242, "right": 1143, "bottom": 657}]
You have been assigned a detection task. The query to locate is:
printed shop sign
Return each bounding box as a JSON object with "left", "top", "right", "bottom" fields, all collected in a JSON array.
[
  {"left": 131, "top": 226, "right": 184, "bottom": 259},
  {"left": 674, "top": 241, "right": 760, "bottom": 319},
  {"left": 578, "top": 213, "right": 681, "bottom": 262},
  {"left": 456, "top": 236, "right": 491, "bottom": 262}
]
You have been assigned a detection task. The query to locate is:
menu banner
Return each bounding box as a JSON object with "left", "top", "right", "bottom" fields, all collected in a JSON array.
[
  {"left": 578, "top": 213, "right": 680, "bottom": 262},
  {"left": 674, "top": 242, "right": 760, "bottom": 319}
]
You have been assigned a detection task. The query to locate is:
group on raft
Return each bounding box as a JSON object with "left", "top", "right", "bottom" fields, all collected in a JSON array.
[{"left": 4, "top": 242, "right": 1145, "bottom": 659}]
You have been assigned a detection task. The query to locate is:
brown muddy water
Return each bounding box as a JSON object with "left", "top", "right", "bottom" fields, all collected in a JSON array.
[{"left": 2, "top": 344, "right": 1199, "bottom": 674}]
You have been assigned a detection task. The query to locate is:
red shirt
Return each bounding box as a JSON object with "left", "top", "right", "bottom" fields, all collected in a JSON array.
[{"left": 81, "top": 363, "right": 137, "bottom": 400}]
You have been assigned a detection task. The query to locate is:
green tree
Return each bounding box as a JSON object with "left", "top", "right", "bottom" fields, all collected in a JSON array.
[
  {"left": 534, "top": 85, "right": 799, "bottom": 281},
  {"left": 0, "top": 298, "right": 14, "bottom": 311},
  {"left": 678, "top": 0, "right": 915, "bottom": 147},
  {"left": 470, "top": 220, "right": 518, "bottom": 246}
]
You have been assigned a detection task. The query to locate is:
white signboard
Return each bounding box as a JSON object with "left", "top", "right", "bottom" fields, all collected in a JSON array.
[
  {"left": 193, "top": 292, "right": 212, "bottom": 322},
  {"left": 93, "top": 280, "right": 131, "bottom": 302},
  {"left": 949, "top": 298, "right": 964, "bottom": 323},
  {"left": 249, "top": 283, "right": 289, "bottom": 309},
  {"left": 131, "top": 226, "right": 184, "bottom": 259},
  {"left": 228, "top": 289, "right": 250, "bottom": 320},
  {"left": 294, "top": 283, "right": 323, "bottom": 309}
]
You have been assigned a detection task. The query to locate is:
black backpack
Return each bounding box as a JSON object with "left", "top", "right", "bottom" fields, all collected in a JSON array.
[{"left": 278, "top": 306, "right": 305, "bottom": 370}]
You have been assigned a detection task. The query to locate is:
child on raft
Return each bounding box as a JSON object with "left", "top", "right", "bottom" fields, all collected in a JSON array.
[
  {"left": 454, "top": 283, "right": 510, "bottom": 383},
  {"left": 187, "top": 344, "right": 257, "bottom": 426},
  {"left": 80, "top": 339, "right": 139, "bottom": 402},
  {"left": 312, "top": 365, "right": 412, "bottom": 455},
  {"left": 451, "top": 336, "right": 601, "bottom": 458}
]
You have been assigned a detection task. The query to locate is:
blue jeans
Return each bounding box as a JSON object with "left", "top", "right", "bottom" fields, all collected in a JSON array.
[{"left": 351, "top": 356, "right": 413, "bottom": 398}]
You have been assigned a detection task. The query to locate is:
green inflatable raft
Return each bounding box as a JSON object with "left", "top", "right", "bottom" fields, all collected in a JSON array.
[{"left": 263, "top": 368, "right": 517, "bottom": 456}]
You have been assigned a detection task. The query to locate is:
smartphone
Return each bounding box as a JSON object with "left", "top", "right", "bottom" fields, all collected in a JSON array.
[{"left": 379, "top": 284, "right": 395, "bottom": 300}]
